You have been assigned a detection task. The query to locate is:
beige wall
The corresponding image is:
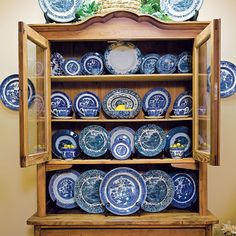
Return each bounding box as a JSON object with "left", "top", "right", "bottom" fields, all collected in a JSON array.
[{"left": 0, "top": 1, "right": 235, "bottom": 236}]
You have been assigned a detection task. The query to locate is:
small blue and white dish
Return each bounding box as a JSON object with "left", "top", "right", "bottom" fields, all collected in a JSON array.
[
  {"left": 170, "top": 172, "right": 198, "bottom": 209},
  {"left": 99, "top": 167, "right": 147, "bottom": 216},
  {"left": 74, "top": 169, "right": 106, "bottom": 214},
  {"left": 156, "top": 54, "right": 178, "bottom": 74},
  {"left": 81, "top": 52, "right": 104, "bottom": 75},
  {"left": 111, "top": 141, "right": 132, "bottom": 160},
  {"left": 104, "top": 42, "right": 142, "bottom": 75},
  {"left": 135, "top": 124, "right": 166, "bottom": 157},
  {"left": 74, "top": 91, "right": 101, "bottom": 118},
  {"left": 61, "top": 147, "right": 77, "bottom": 160},
  {"left": 49, "top": 169, "right": 80, "bottom": 209},
  {"left": 0, "top": 74, "right": 35, "bottom": 110},
  {"left": 169, "top": 146, "right": 185, "bottom": 159},
  {"left": 62, "top": 58, "right": 82, "bottom": 76},
  {"left": 51, "top": 91, "right": 72, "bottom": 117},
  {"left": 165, "top": 126, "right": 191, "bottom": 157},
  {"left": 173, "top": 91, "right": 192, "bottom": 116},
  {"left": 51, "top": 52, "right": 65, "bottom": 76},
  {"left": 142, "top": 170, "right": 175, "bottom": 212},
  {"left": 177, "top": 52, "right": 192, "bottom": 73},
  {"left": 140, "top": 53, "right": 160, "bottom": 74},
  {"left": 142, "top": 87, "right": 171, "bottom": 115},
  {"left": 79, "top": 125, "right": 109, "bottom": 157},
  {"left": 102, "top": 88, "right": 142, "bottom": 119},
  {"left": 52, "top": 129, "right": 80, "bottom": 159},
  {"left": 147, "top": 108, "right": 164, "bottom": 117}
]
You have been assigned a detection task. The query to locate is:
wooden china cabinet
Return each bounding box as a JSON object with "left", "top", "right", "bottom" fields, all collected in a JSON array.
[{"left": 18, "top": 11, "right": 220, "bottom": 236}]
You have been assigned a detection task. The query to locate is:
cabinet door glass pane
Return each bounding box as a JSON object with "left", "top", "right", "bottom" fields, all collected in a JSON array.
[
  {"left": 197, "top": 40, "right": 211, "bottom": 153},
  {"left": 27, "top": 40, "right": 47, "bottom": 155}
]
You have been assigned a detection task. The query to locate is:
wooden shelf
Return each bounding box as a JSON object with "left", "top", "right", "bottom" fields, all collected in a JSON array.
[
  {"left": 51, "top": 74, "right": 192, "bottom": 83},
  {"left": 51, "top": 117, "right": 193, "bottom": 123}
]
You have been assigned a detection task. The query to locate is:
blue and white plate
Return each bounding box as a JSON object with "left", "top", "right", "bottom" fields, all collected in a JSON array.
[
  {"left": 99, "top": 167, "right": 147, "bottom": 215},
  {"left": 74, "top": 91, "right": 101, "bottom": 117},
  {"left": 140, "top": 53, "right": 160, "bottom": 74},
  {"left": 49, "top": 169, "right": 80, "bottom": 209},
  {"left": 156, "top": 54, "right": 178, "bottom": 74},
  {"left": 109, "top": 126, "right": 135, "bottom": 153},
  {"left": 177, "top": 52, "right": 192, "bottom": 73},
  {"left": 52, "top": 129, "right": 80, "bottom": 158},
  {"left": 102, "top": 88, "right": 142, "bottom": 119},
  {"left": 79, "top": 125, "right": 108, "bottom": 157},
  {"left": 142, "top": 170, "right": 175, "bottom": 212},
  {"left": 0, "top": 74, "right": 35, "bottom": 110},
  {"left": 111, "top": 141, "right": 132, "bottom": 160},
  {"left": 74, "top": 169, "right": 106, "bottom": 214},
  {"left": 170, "top": 172, "right": 198, "bottom": 209},
  {"left": 104, "top": 42, "right": 142, "bottom": 74},
  {"left": 142, "top": 88, "right": 171, "bottom": 114},
  {"left": 62, "top": 58, "right": 82, "bottom": 76},
  {"left": 135, "top": 124, "right": 166, "bottom": 157},
  {"left": 51, "top": 52, "right": 65, "bottom": 76},
  {"left": 39, "top": 0, "right": 83, "bottom": 23},
  {"left": 51, "top": 91, "right": 72, "bottom": 117},
  {"left": 81, "top": 52, "right": 104, "bottom": 75},
  {"left": 165, "top": 126, "right": 191, "bottom": 157},
  {"left": 173, "top": 91, "right": 192, "bottom": 116},
  {"left": 160, "top": 0, "right": 203, "bottom": 21},
  {"left": 30, "top": 94, "right": 45, "bottom": 116}
]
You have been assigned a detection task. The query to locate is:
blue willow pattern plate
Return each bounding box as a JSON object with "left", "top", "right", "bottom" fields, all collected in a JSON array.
[
  {"left": 62, "top": 58, "right": 82, "bottom": 75},
  {"left": 79, "top": 125, "right": 109, "bottom": 157},
  {"left": 142, "top": 87, "right": 171, "bottom": 113},
  {"left": 81, "top": 52, "right": 104, "bottom": 75},
  {"left": 111, "top": 141, "right": 132, "bottom": 160},
  {"left": 135, "top": 124, "right": 166, "bottom": 157},
  {"left": 142, "top": 170, "right": 175, "bottom": 212},
  {"left": 173, "top": 91, "right": 192, "bottom": 116},
  {"left": 38, "top": 0, "right": 83, "bottom": 23},
  {"left": 74, "top": 91, "right": 101, "bottom": 117},
  {"left": 104, "top": 42, "right": 142, "bottom": 74},
  {"left": 51, "top": 52, "right": 65, "bottom": 76},
  {"left": 160, "top": 0, "right": 203, "bottom": 21},
  {"left": 140, "top": 53, "right": 160, "bottom": 74},
  {"left": 49, "top": 169, "right": 80, "bottom": 209},
  {"left": 51, "top": 91, "right": 72, "bottom": 117},
  {"left": 156, "top": 54, "right": 178, "bottom": 74},
  {"left": 99, "top": 167, "right": 147, "bottom": 216},
  {"left": 102, "top": 88, "right": 142, "bottom": 119},
  {"left": 165, "top": 126, "right": 191, "bottom": 157},
  {"left": 74, "top": 169, "right": 106, "bottom": 214},
  {"left": 0, "top": 74, "right": 35, "bottom": 110},
  {"left": 177, "top": 52, "right": 192, "bottom": 73},
  {"left": 52, "top": 129, "right": 80, "bottom": 158},
  {"left": 170, "top": 172, "right": 198, "bottom": 209}
]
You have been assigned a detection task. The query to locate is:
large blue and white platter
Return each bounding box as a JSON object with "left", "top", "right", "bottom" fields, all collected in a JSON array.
[
  {"left": 62, "top": 58, "right": 82, "bottom": 76},
  {"left": 79, "top": 125, "right": 108, "bottom": 157},
  {"left": 52, "top": 129, "right": 80, "bottom": 158},
  {"left": 102, "top": 88, "right": 142, "bottom": 119},
  {"left": 165, "top": 126, "right": 191, "bottom": 157},
  {"left": 111, "top": 141, "right": 132, "bottom": 160},
  {"left": 49, "top": 169, "right": 80, "bottom": 209},
  {"left": 135, "top": 124, "right": 166, "bottom": 157},
  {"left": 51, "top": 91, "right": 72, "bottom": 117},
  {"left": 170, "top": 172, "right": 198, "bottom": 209},
  {"left": 109, "top": 126, "right": 135, "bottom": 153},
  {"left": 104, "top": 42, "right": 142, "bottom": 75},
  {"left": 140, "top": 53, "right": 160, "bottom": 74},
  {"left": 81, "top": 52, "right": 104, "bottom": 75},
  {"left": 51, "top": 52, "right": 65, "bottom": 76},
  {"left": 74, "top": 169, "right": 106, "bottom": 214},
  {"left": 142, "top": 88, "right": 171, "bottom": 114},
  {"left": 99, "top": 167, "right": 147, "bottom": 215},
  {"left": 177, "top": 52, "right": 192, "bottom": 73},
  {"left": 160, "top": 0, "right": 203, "bottom": 21},
  {"left": 142, "top": 170, "right": 175, "bottom": 212},
  {"left": 0, "top": 74, "right": 35, "bottom": 110},
  {"left": 74, "top": 91, "right": 101, "bottom": 117},
  {"left": 156, "top": 54, "right": 178, "bottom": 74},
  {"left": 173, "top": 91, "right": 192, "bottom": 116},
  {"left": 38, "top": 0, "right": 83, "bottom": 23}
]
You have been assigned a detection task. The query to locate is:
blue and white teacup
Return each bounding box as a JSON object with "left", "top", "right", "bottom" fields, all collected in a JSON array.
[
  {"left": 62, "top": 148, "right": 76, "bottom": 159},
  {"left": 83, "top": 107, "right": 98, "bottom": 117},
  {"left": 52, "top": 107, "right": 70, "bottom": 117},
  {"left": 173, "top": 107, "right": 190, "bottom": 116},
  {"left": 147, "top": 108, "right": 164, "bottom": 117}
]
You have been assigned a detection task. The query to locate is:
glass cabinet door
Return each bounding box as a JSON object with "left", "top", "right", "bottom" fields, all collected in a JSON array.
[
  {"left": 19, "top": 22, "right": 51, "bottom": 167},
  {"left": 193, "top": 20, "right": 221, "bottom": 166}
]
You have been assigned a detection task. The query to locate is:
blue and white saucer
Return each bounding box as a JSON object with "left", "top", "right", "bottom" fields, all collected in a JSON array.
[
  {"left": 111, "top": 141, "right": 132, "bottom": 160},
  {"left": 140, "top": 53, "right": 160, "bottom": 74},
  {"left": 49, "top": 169, "right": 80, "bottom": 209},
  {"left": 74, "top": 169, "right": 106, "bottom": 213},
  {"left": 62, "top": 58, "right": 82, "bottom": 76},
  {"left": 177, "top": 52, "right": 192, "bottom": 73},
  {"left": 0, "top": 74, "right": 35, "bottom": 110},
  {"left": 81, "top": 52, "right": 104, "bottom": 75},
  {"left": 156, "top": 54, "right": 178, "bottom": 74}
]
